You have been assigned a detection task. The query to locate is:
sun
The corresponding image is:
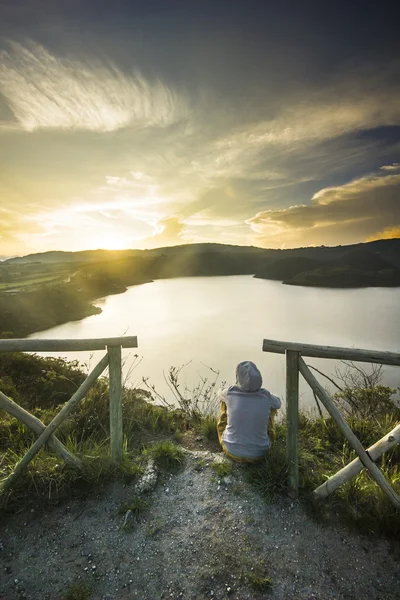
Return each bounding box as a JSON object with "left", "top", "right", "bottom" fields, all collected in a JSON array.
[{"left": 92, "top": 234, "right": 130, "bottom": 250}]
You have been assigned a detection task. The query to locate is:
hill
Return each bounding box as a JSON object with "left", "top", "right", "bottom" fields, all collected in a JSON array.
[{"left": 283, "top": 249, "right": 400, "bottom": 288}]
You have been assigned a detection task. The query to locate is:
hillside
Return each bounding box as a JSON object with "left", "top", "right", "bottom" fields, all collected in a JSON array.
[{"left": 283, "top": 249, "right": 400, "bottom": 288}]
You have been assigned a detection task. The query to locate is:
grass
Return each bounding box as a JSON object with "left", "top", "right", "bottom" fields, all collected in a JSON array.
[
  {"left": 199, "top": 415, "right": 219, "bottom": 441},
  {"left": 211, "top": 460, "right": 233, "bottom": 478},
  {"left": 0, "top": 354, "right": 187, "bottom": 512},
  {"left": 118, "top": 495, "right": 149, "bottom": 515},
  {"left": 246, "top": 572, "right": 273, "bottom": 591},
  {"left": 245, "top": 441, "right": 288, "bottom": 501},
  {"left": 143, "top": 440, "right": 185, "bottom": 471},
  {"left": 0, "top": 273, "right": 62, "bottom": 291},
  {"left": 62, "top": 581, "right": 92, "bottom": 600},
  {"left": 244, "top": 412, "right": 400, "bottom": 537}
]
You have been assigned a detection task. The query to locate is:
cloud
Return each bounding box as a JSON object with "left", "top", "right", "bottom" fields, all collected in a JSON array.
[
  {"left": 0, "top": 42, "right": 187, "bottom": 132},
  {"left": 0, "top": 200, "right": 42, "bottom": 256},
  {"left": 367, "top": 226, "right": 400, "bottom": 241},
  {"left": 381, "top": 163, "right": 400, "bottom": 171},
  {"left": 247, "top": 171, "right": 400, "bottom": 248},
  {"left": 147, "top": 216, "right": 187, "bottom": 248}
]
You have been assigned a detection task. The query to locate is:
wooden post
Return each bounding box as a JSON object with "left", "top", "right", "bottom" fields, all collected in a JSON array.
[
  {"left": 0, "top": 391, "right": 82, "bottom": 469},
  {"left": 298, "top": 357, "right": 400, "bottom": 509},
  {"left": 0, "top": 353, "right": 109, "bottom": 495},
  {"left": 314, "top": 423, "right": 400, "bottom": 499},
  {"left": 108, "top": 345, "right": 123, "bottom": 463},
  {"left": 286, "top": 350, "right": 300, "bottom": 496}
]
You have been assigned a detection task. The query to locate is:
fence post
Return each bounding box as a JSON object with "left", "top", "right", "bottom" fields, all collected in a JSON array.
[
  {"left": 286, "top": 349, "right": 300, "bottom": 496},
  {"left": 108, "top": 345, "right": 123, "bottom": 463}
]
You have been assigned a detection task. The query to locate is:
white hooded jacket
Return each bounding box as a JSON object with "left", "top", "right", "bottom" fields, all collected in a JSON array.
[{"left": 218, "top": 361, "right": 281, "bottom": 459}]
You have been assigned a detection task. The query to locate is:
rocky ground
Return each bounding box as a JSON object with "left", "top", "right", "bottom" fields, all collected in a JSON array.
[{"left": 0, "top": 448, "right": 399, "bottom": 600}]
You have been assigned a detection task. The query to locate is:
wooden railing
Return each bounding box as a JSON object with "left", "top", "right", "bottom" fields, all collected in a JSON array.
[
  {"left": 262, "top": 338, "right": 400, "bottom": 508},
  {"left": 0, "top": 336, "right": 138, "bottom": 495}
]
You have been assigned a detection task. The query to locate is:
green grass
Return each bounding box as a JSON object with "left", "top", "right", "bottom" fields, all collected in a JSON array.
[
  {"left": 246, "top": 573, "right": 273, "bottom": 591},
  {"left": 245, "top": 441, "right": 288, "bottom": 501},
  {"left": 118, "top": 495, "right": 149, "bottom": 517},
  {"left": 0, "top": 273, "right": 62, "bottom": 291},
  {"left": 199, "top": 415, "right": 219, "bottom": 441},
  {"left": 243, "top": 412, "right": 400, "bottom": 537},
  {"left": 0, "top": 354, "right": 186, "bottom": 512},
  {"left": 211, "top": 460, "right": 233, "bottom": 478},
  {"left": 143, "top": 440, "right": 184, "bottom": 471}
]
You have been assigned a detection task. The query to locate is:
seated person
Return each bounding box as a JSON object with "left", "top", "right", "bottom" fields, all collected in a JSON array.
[{"left": 217, "top": 361, "right": 281, "bottom": 463}]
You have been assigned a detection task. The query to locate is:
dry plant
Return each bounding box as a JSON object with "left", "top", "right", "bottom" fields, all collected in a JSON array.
[{"left": 142, "top": 362, "right": 225, "bottom": 419}]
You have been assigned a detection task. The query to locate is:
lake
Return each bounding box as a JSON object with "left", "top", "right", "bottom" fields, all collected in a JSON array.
[{"left": 29, "top": 276, "right": 400, "bottom": 413}]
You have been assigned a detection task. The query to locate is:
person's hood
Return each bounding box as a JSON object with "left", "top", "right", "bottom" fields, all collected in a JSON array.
[{"left": 236, "top": 361, "right": 262, "bottom": 392}]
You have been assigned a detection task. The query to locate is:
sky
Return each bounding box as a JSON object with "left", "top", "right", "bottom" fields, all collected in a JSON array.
[{"left": 0, "top": 0, "right": 399, "bottom": 257}]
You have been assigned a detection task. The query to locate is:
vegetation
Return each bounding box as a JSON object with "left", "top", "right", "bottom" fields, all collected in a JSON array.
[
  {"left": 211, "top": 460, "right": 233, "bottom": 478},
  {"left": 0, "top": 352, "right": 399, "bottom": 539},
  {"left": 143, "top": 440, "right": 184, "bottom": 471},
  {"left": 200, "top": 414, "right": 219, "bottom": 441},
  {"left": 246, "top": 572, "right": 273, "bottom": 591},
  {"left": 244, "top": 364, "right": 400, "bottom": 537},
  {"left": 0, "top": 353, "right": 186, "bottom": 512},
  {"left": 118, "top": 495, "right": 149, "bottom": 518},
  {"left": 283, "top": 250, "right": 400, "bottom": 288}
]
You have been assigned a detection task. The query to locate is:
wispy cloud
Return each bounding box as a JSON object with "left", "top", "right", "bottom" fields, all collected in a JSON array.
[
  {"left": 0, "top": 42, "right": 188, "bottom": 132},
  {"left": 204, "top": 92, "right": 400, "bottom": 181}
]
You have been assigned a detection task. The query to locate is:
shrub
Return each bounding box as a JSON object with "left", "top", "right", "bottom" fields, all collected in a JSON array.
[{"left": 0, "top": 352, "right": 85, "bottom": 410}]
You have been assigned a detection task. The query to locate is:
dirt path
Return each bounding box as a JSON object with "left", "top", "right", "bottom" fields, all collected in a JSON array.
[{"left": 0, "top": 449, "right": 399, "bottom": 600}]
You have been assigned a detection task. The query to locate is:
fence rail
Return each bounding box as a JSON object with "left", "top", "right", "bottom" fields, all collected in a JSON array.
[
  {"left": 263, "top": 338, "right": 400, "bottom": 507},
  {"left": 0, "top": 336, "right": 138, "bottom": 353},
  {"left": 262, "top": 338, "right": 400, "bottom": 366},
  {"left": 0, "top": 336, "right": 138, "bottom": 495}
]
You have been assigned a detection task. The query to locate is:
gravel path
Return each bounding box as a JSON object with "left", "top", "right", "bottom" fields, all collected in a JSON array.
[{"left": 0, "top": 449, "right": 399, "bottom": 600}]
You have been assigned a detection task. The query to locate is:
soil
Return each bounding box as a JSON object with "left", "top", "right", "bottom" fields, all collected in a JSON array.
[{"left": 0, "top": 447, "right": 399, "bottom": 600}]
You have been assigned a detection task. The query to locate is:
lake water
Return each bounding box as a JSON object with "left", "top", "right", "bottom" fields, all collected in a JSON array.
[{"left": 29, "top": 276, "right": 400, "bottom": 414}]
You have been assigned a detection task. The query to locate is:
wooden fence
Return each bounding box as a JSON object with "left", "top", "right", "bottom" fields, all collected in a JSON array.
[
  {"left": 262, "top": 338, "right": 400, "bottom": 508},
  {"left": 0, "top": 336, "right": 138, "bottom": 495}
]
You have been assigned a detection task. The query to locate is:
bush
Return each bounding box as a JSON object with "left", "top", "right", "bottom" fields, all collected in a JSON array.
[{"left": 0, "top": 352, "right": 85, "bottom": 410}]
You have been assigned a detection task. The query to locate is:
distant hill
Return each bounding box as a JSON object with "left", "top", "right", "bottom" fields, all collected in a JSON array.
[
  {"left": 6, "top": 238, "right": 400, "bottom": 268},
  {"left": 330, "top": 249, "right": 396, "bottom": 272},
  {"left": 253, "top": 256, "right": 323, "bottom": 280},
  {"left": 3, "top": 239, "right": 400, "bottom": 291},
  {"left": 282, "top": 249, "right": 400, "bottom": 288}
]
